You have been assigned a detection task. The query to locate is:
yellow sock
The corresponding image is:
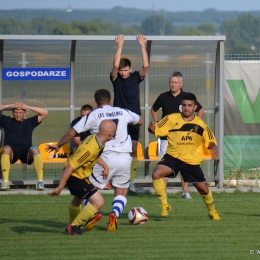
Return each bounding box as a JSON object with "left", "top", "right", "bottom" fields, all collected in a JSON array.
[
  {"left": 69, "top": 203, "right": 81, "bottom": 224},
  {"left": 33, "top": 154, "right": 43, "bottom": 181},
  {"left": 152, "top": 178, "right": 168, "bottom": 205},
  {"left": 202, "top": 189, "right": 215, "bottom": 212},
  {"left": 1, "top": 154, "right": 10, "bottom": 181},
  {"left": 130, "top": 157, "right": 137, "bottom": 182},
  {"left": 72, "top": 203, "right": 98, "bottom": 226}
]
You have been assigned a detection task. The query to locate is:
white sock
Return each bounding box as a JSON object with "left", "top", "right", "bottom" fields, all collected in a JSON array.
[{"left": 112, "top": 195, "right": 127, "bottom": 217}]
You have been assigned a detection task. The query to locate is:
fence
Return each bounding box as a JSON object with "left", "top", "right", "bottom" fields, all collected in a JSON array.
[{"left": 0, "top": 35, "right": 225, "bottom": 186}]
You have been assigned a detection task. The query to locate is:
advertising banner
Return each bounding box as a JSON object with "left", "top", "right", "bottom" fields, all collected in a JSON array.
[{"left": 224, "top": 61, "right": 260, "bottom": 169}]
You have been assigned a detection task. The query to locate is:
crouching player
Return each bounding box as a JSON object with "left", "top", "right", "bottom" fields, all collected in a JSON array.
[
  {"left": 49, "top": 120, "right": 116, "bottom": 235},
  {"left": 148, "top": 93, "right": 220, "bottom": 220}
]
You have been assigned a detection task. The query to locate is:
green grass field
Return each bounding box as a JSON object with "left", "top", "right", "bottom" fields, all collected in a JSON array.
[{"left": 1, "top": 192, "right": 260, "bottom": 260}]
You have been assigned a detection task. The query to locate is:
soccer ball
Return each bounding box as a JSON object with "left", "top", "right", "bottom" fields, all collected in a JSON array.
[{"left": 128, "top": 206, "right": 148, "bottom": 225}]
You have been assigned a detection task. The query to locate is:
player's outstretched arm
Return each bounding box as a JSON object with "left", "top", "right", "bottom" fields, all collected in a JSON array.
[
  {"left": 137, "top": 35, "right": 149, "bottom": 78},
  {"left": 46, "top": 128, "right": 77, "bottom": 153},
  {"left": 111, "top": 34, "right": 124, "bottom": 79},
  {"left": 49, "top": 164, "right": 73, "bottom": 199},
  {"left": 96, "top": 157, "right": 109, "bottom": 179}
]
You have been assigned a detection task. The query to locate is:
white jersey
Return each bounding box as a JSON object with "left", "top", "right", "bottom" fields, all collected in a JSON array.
[{"left": 73, "top": 105, "right": 140, "bottom": 153}]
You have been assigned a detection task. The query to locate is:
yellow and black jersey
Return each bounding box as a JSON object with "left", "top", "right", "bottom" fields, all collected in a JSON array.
[
  {"left": 66, "top": 133, "right": 104, "bottom": 179},
  {"left": 155, "top": 114, "right": 217, "bottom": 165}
]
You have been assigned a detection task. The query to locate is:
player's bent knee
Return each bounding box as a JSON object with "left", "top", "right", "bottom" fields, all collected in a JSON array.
[
  {"left": 152, "top": 168, "right": 166, "bottom": 180},
  {"left": 30, "top": 146, "right": 40, "bottom": 155},
  {"left": 71, "top": 196, "right": 82, "bottom": 207},
  {"left": 2, "top": 145, "right": 12, "bottom": 154},
  {"left": 88, "top": 192, "right": 105, "bottom": 210}
]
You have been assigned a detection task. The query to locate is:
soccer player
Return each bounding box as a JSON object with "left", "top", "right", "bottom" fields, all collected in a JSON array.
[
  {"left": 0, "top": 102, "right": 48, "bottom": 191},
  {"left": 49, "top": 120, "right": 117, "bottom": 235},
  {"left": 70, "top": 104, "right": 93, "bottom": 153},
  {"left": 110, "top": 34, "right": 149, "bottom": 193},
  {"left": 151, "top": 71, "right": 204, "bottom": 199},
  {"left": 70, "top": 104, "right": 110, "bottom": 191},
  {"left": 47, "top": 89, "right": 143, "bottom": 231},
  {"left": 148, "top": 93, "right": 220, "bottom": 220}
]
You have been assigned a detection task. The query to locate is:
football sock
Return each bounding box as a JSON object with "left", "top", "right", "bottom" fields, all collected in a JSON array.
[
  {"left": 72, "top": 203, "right": 98, "bottom": 226},
  {"left": 112, "top": 195, "right": 127, "bottom": 217},
  {"left": 83, "top": 199, "right": 89, "bottom": 205},
  {"left": 69, "top": 203, "right": 81, "bottom": 224},
  {"left": 1, "top": 154, "right": 10, "bottom": 181},
  {"left": 130, "top": 157, "right": 137, "bottom": 182},
  {"left": 202, "top": 189, "right": 215, "bottom": 212},
  {"left": 152, "top": 178, "right": 168, "bottom": 205},
  {"left": 33, "top": 154, "right": 43, "bottom": 181}
]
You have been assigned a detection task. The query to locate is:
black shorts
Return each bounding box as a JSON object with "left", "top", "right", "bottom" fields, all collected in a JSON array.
[
  {"left": 66, "top": 175, "right": 97, "bottom": 200},
  {"left": 157, "top": 153, "right": 206, "bottom": 183},
  {"left": 128, "top": 124, "right": 140, "bottom": 141},
  {"left": 9, "top": 145, "right": 33, "bottom": 165}
]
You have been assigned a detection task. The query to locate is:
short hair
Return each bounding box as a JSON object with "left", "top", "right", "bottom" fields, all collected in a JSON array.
[
  {"left": 80, "top": 104, "right": 93, "bottom": 111},
  {"left": 169, "top": 71, "right": 183, "bottom": 82},
  {"left": 182, "top": 92, "right": 197, "bottom": 103},
  {"left": 119, "top": 58, "right": 131, "bottom": 69},
  {"left": 12, "top": 108, "right": 26, "bottom": 112},
  {"left": 94, "top": 89, "right": 111, "bottom": 106}
]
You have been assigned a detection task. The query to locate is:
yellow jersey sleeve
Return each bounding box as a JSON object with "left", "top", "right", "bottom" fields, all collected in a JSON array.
[
  {"left": 155, "top": 114, "right": 217, "bottom": 165},
  {"left": 66, "top": 134, "right": 104, "bottom": 179}
]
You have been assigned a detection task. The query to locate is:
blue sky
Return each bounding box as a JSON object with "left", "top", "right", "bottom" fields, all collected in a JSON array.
[{"left": 1, "top": 0, "right": 260, "bottom": 12}]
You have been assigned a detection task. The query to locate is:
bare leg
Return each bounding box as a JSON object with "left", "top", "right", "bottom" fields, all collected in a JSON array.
[{"left": 180, "top": 175, "right": 192, "bottom": 199}]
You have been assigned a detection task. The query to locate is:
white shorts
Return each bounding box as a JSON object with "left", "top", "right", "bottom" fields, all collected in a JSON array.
[
  {"left": 89, "top": 151, "right": 132, "bottom": 189},
  {"left": 159, "top": 140, "right": 168, "bottom": 160}
]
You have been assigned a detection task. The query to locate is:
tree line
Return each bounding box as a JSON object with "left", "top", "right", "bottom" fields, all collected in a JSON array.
[{"left": 0, "top": 12, "right": 260, "bottom": 53}]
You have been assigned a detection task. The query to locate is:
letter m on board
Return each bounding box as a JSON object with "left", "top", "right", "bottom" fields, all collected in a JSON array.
[{"left": 226, "top": 79, "right": 260, "bottom": 123}]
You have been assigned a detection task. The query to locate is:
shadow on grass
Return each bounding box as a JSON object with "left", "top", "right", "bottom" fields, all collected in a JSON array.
[{"left": 0, "top": 218, "right": 66, "bottom": 234}]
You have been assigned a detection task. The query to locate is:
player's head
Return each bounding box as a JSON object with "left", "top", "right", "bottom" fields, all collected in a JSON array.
[
  {"left": 94, "top": 89, "right": 112, "bottom": 107},
  {"left": 181, "top": 93, "right": 198, "bottom": 118},
  {"left": 118, "top": 58, "right": 132, "bottom": 79},
  {"left": 98, "top": 119, "right": 117, "bottom": 142},
  {"left": 169, "top": 71, "right": 183, "bottom": 94},
  {"left": 80, "top": 104, "right": 93, "bottom": 118},
  {"left": 12, "top": 108, "right": 26, "bottom": 122}
]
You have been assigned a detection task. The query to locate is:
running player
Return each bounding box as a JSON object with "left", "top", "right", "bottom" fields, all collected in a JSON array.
[
  {"left": 47, "top": 89, "right": 143, "bottom": 231},
  {"left": 148, "top": 92, "right": 220, "bottom": 220},
  {"left": 49, "top": 120, "right": 117, "bottom": 235}
]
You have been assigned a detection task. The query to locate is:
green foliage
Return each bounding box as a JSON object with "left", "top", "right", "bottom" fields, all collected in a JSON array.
[
  {"left": 1, "top": 192, "right": 260, "bottom": 259},
  {"left": 197, "top": 23, "right": 216, "bottom": 35},
  {"left": 52, "top": 21, "right": 106, "bottom": 35},
  {"left": 0, "top": 18, "right": 29, "bottom": 34},
  {"left": 141, "top": 14, "right": 175, "bottom": 35},
  {"left": 29, "top": 17, "right": 62, "bottom": 35},
  {"left": 1, "top": 8, "right": 260, "bottom": 53},
  {"left": 176, "top": 23, "right": 216, "bottom": 36},
  {"left": 221, "top": 14, "right": 260, "bottom": 53},
  {"left": 91, "top": 18, "right": 140, "bottom": 35},
  {"left": 176, "top": 26, "right": 205, "bottom": 36}
]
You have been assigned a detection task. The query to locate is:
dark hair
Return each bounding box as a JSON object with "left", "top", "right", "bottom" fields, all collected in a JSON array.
[
  {"left": 94, "top": 89, "right": 111, "bottom": 106},
  {"left": 182, "top": 92, "right": 197, "bottom": 103},
  {"left": 169, "top": 71, "right": 183, "bottom": 82},
  {"left": 81, "top": 104, "right": 93, "bottom": 111},
  {"left": 119, "top": 58, "right": 131, "bottom": 69}
]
